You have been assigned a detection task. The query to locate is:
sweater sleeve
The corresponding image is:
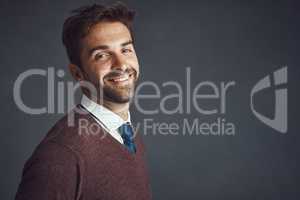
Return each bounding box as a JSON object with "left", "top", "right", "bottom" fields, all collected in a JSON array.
[{"left": 15, "top": 142, "right": 81, "bottom": 200}]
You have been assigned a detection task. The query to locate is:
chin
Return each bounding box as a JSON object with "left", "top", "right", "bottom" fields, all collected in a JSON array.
[
  {"left": 105, "top": 95, "right": 131, "bottom": 104},
  {"left": 103, "top": 88, "right": 134, "bottom": 104},
  {"left": 102, "top": 81, "right": 136, "bottom": 103}
]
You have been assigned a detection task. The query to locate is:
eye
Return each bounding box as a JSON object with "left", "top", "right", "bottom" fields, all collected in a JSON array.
[
  {"left": 122, "top": 48, "right": 133, "bottom": 54},
  {"left": 94, "top": 52, "right": 110, "bottom": 61}
]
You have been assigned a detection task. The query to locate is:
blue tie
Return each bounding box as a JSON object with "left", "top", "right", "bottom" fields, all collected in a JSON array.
[{"left": 118, "top": 123, "right": 136, "bottom": 154}]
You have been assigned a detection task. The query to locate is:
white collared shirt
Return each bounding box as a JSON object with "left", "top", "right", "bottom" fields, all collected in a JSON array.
[{"left": 80, "top": 95, "right": 131, "bottom": 144}]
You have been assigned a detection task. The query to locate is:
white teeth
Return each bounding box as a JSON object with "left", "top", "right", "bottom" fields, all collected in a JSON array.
[{"left": 111, "top": 74, "right": 129, "bottom": 82}]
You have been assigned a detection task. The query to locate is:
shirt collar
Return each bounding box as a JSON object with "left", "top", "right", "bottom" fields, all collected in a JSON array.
[{"left": 80, "top": 95, "right": 131, "bottom": 131}]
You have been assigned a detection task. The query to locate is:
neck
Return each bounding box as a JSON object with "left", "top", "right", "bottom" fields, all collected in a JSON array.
[
  {"left": 83, "top": 92, "right": 130, "bottom": 121},
  {"left": 102, "top": 100, "right": 129, "bottom": 121}
]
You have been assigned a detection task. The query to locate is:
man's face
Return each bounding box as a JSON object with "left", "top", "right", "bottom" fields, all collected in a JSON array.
[{"left": 79, "top": 21, "right": 139, "bottom": 103}]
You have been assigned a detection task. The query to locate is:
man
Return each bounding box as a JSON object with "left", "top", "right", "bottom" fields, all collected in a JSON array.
[{"left": 15, "top": 2, "right": 152, "bottom": 200}]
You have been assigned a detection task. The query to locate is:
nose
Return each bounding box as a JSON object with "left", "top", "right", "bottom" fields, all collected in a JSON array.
[{"left": 111, "top": 54, "right": 127, "bottom": 71}]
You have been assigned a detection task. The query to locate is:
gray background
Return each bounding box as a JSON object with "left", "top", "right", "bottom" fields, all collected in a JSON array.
[{"left": 1, "top": 0, "right": 299, "bottom": 199}]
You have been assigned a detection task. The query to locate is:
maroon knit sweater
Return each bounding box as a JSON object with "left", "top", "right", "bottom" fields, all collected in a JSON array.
[{"left": 15, "top": 105, "right": 152, "bottom": 200}]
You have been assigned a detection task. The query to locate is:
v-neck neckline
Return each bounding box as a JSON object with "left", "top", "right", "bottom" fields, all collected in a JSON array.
[{"left": 77, "top": 105, "right": 138, "bottom": 158}]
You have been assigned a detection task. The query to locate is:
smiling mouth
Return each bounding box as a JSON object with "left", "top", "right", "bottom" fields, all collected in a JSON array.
[{"left": 106, "top": 72, "right": 135, "bottom": 83}]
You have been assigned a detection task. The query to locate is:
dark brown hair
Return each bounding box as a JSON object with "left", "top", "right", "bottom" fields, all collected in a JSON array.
[{"left": 62, "top": 2, "right": 136, "bottom": 67}]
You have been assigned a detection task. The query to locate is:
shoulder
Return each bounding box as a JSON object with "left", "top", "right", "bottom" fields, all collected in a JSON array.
[
  {"left": 40, "top": 105, "right": 106, "bottom": 153},
  {"left": 23, "top": 141, "right": 79, "bottom": 172}
]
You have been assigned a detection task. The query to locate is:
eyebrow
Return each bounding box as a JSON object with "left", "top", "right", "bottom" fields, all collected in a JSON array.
[{"left": 88, "top": 40, "right": 133, "bottom": 56}]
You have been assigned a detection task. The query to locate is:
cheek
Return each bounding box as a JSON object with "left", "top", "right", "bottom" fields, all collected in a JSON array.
[
  {"left": 130, "top": 56, "right": 140, "bottom": 74},
  {"left": 135, "top": 63, "right": 140, "bottom": 78},
  {"left": 86, "top": 65, "right": 111, "bottom": 85},
  {"left": 97, "top": 70, "right": 110, "bottom": 85},
  {"left": 135, "top": 65, "right": 140, "bottom": 78}
]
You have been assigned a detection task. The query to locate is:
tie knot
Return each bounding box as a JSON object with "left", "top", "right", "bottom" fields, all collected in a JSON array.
[
  {"left": 118, "top": 123, "right": 136, "bottom": 142},
  {"left": 118, "top": 123, "right": 136, "bottom": 153}
]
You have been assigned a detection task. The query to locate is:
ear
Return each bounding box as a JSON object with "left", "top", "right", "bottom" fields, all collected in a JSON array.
[{"left": 68, "top": 63, "right": 84, "bottom": 81}]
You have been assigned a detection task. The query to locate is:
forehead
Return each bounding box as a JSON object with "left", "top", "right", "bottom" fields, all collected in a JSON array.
[{"left": 82, "top": 21, "right": 132, "bottom": 48}]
